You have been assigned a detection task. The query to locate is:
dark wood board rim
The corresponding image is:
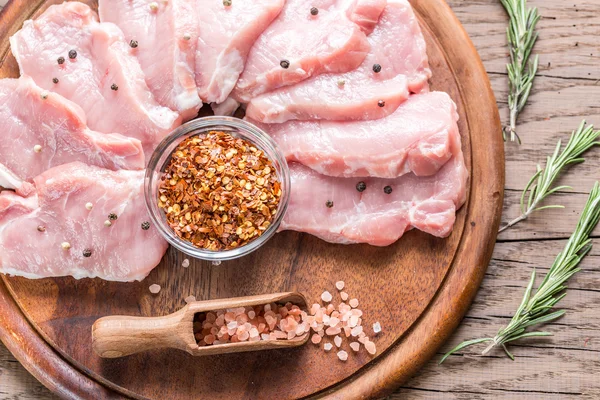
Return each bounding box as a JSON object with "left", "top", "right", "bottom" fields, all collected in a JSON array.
[{"left": 0, "top": 0, "right": 504, "bottom": 398}]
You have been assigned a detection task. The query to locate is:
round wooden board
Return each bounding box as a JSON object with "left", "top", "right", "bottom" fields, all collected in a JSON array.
[{"left": 0, "top": 0, "right": 504, "bottom": 398}]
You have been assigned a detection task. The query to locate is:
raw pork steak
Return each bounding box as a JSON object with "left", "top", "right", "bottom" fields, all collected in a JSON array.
[
  {"left": 99, "top": 0, "right": 202, "bottom": 120},
  {"left": 249, "top": 92, "right": 458, "bottom": 178},
  {"left": 230, "top": 0, "right": 382, "bottom": 102},
  {"left": 10, "top": 2, "right": 181, "bottom": 161},
  {"left": 0, "top": 76, "right": 144, "bottom": 181},
  {"left": 280, "top": 134, "right": 467, "bottom": 246},
  {"left": 0, "top": 162, "right": 168, "bottom": 281},
  {"left": 195, "top": 0, "right": 285, "bottom": 104},
  {"left": 246, "top": 0, "right": 430, "bottom": 123}
]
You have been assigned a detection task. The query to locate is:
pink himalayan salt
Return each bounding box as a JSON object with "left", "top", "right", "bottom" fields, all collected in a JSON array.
[
  {"left": 340, "top": 292, "right": 349, "bottom": 301},
  {"left": 335, "top": 281, "right": 345, "bottom": 290},
  {"left": 149, "top": 284, "right": 161, "bottom": 294},
  {"left": 321, "top": 290, "right": 333, "bottom": 302},
  {"left": 349, "top": 298, "right": 359, "bottom": 308},
  {"left": 365, "top": 340, "right": 377, "bottom": 355},
  {"left": 329, "top": 317, "right": 340, "bottom": 327},
  {"left": 373, "top": 321, "right": 382, "bottom": 334},
  {"left": 326, "top": 304, "right": 335, "bottom": 314},
  {"left": 337, "top": 350, "right": 348, "bottom": 361},
  {"left": 326, "top": 326, "right": 341, "bottom": 336},
  {"left": 324, "top": 343, "right": 333, "bottom": 352},
  {"left": 350, "top": 342, "right": 360, "bottom": 352},
  {"left": 334, "top": 335, "right": 342, "bottom": 348},
  {"left": 311, "top": 334, "right": 322, "bottom": 344},
  {"left": 248, "top": 310, "right": 256, "bottom": 319},
  {"left": 185, "top": 295, "right": 196, "bottom": 303},
  {"left": 182, "top": 258, "right": 190, "bottom": 268}
]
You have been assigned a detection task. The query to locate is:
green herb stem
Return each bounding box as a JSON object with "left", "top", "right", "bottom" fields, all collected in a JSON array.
[
  {"left": 499, "top": 121, "right": 600, "bottom": 233},
  {"left": 440, "top": 182, "right": 600, "bottom": 364},
  {"left": 500, "top": 0, "right": 540, "bottom": 143}
]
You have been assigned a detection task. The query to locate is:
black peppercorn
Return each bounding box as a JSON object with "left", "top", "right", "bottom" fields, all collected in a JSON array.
[
  {"left": 326, "top": 200, "right": 334, "bottom": 208},
  {"left": 57, "top": 57, "right": 65, "bottom": 65},
  {"left": 108, "top": 213, "right": 118, "bottom": 221},
  {"left": 141, "top": 221, "right": 150, "bottom": 230},
  {"left": 384, "top": 186, "right": 393, "bottom": 194},
  {"left": 378, "top": 100, "right": 385, "bottom": 107},
  {"left": 310, "top": 7, "right": 318, "bottom": 15},
  {"left": 111, "top": 83, "right": 119, "bottom": 91},
  {"left": 52, "top": 78, "right": 59, "bottom": 84},
  {"left": 280, "top": 59, "right": 290, "bottom": 69},
  {"left": 130, "top": 40, "right": 138, "bottom": 48},
  {"left": 83, "top": 249, "right": 92, "bottom": 258},
  {"left": 356, "top": 181, "right": 367, "bottom": 192},
  {"left": 68, "top": 50, "right": 77, "bottom": 59},
  {"left": 373, "top": 63, "right": 382, "bottom": 73}
]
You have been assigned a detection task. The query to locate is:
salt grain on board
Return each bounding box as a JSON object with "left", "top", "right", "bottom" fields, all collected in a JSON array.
[
  {"left": 340, "top": 292, "right": 349, "bottom": 301},
  {"left": 350, "top": 342, "right": 360, "bottom": 352},
  {"left": 149, "top": 284, "right": 161, "bottom": 294},
  {"left": 182, "top": 259, "right": 190, "bottom": 268},
  {"left": 324, "top": 343, "right": 333, "bottom": 352},
  {"left": 373, "top": 321, "right": 382, "bottom": 334},
  {"left": 185, "top": 295, "right": 196, "bottom": 303},
  {"left": 321, "top": 290, "right": 333, "bottom": 302},
  {"left": 335, "top": 281, "right": 345, "bottom": 290},
  {"left": 337, "top": 350, "right": 348, "bottom": 361},
  {"left": 334, "top": 335, "right": 342, "bottom": 348}
]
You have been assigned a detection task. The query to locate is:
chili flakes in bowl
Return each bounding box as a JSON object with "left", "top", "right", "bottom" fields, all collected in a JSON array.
[{"left": 157, "top": 131, "right": 282, "bottom": 251}]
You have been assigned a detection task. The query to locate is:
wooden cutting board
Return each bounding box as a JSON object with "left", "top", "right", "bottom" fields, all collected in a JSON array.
[{"left": 0, "top": 0, "right": 504, "bottom": 398}]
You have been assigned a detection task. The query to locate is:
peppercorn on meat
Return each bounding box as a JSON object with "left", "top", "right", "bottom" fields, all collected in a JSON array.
[
  {"left": 10, "top": 2, "right": 181, "bottom": 163},
  {"left": 0, "top": 77, "right": 145, "bottom": 181},
  {"left": 98, "top": 0, "right": 202, "bottom": 120},
  {"left": 246, "top": 0, "right": 430, "bottom": 123}
]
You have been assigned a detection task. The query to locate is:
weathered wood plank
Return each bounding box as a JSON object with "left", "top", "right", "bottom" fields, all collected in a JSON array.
[{"left": 3, "top": 0, "right": 600, "bottom": 399}]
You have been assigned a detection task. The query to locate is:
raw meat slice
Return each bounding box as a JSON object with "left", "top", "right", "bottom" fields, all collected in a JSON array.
[
  {"left": 0, "top": 162, "right": 168, "bottom": 281},
  {"left": 0, "top": 76, "right": 145, "bottom": 181},
  {"left": 10, "top": 2, "right": 181, "bottom": 161},
  {"left": 98, "top": 0, "right": 202, "bottom": 120},
  {"left": 230, "top": 0, "right": 377, "bottom": 103},
  {"left": 248, "top": 92, "right": 458, "bottom": 178},
  {"left": 246, "top": 0, "right": 430, "bottom": 123},
  {"left": 280, "top": 133, "right": 467, "bottom": 246},
  {"left": 194, "top": 0, "right": 285, "bottom": 104}
]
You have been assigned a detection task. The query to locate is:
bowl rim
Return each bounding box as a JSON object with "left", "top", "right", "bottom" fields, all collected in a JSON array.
[{"left": 144, "top": 116, "right": 291, "bottom": 261}]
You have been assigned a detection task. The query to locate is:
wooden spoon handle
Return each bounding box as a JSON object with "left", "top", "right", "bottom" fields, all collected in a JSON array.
[{"left": 92, "top": 307, "right": 194, "bottom": 358}]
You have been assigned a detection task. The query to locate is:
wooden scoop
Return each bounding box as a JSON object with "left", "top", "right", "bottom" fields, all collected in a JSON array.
[{"left": 92, "top": 292, "right": 309, "bottom": 358}]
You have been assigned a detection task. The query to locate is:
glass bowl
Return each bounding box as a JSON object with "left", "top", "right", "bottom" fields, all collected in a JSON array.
[{"left": 145, "top": 116, "right": 290, "bottom": 262}]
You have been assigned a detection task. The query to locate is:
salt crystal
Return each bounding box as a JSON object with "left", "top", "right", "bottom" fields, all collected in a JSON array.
[
  {"left": 248, "top": 310, "right": 256, "bottom": 319},
  {"left": 334, "top": 335, "right": 342, "bottom": 348},
  {"left": 335, "top": 281, "right": 345, "bottom": 291},
  {"left": 261, "top": 333, "right": 270, "bottom": 341},
  {"left": 311, "top": 334, "right": 322, "bottom": 344},
  {"left": 287, "top": 331, "right": 296, "bottom": 340},
  {"left": 311, "top": 303, "right": 320, "bottom": 315},
  {"left": 351, "top": 326, "right": 363, "bottom": 337},
  {"left": 182, "top": 259, "right": 190, "bottom": 268},
  {"left": 321, "top": 291, "right": 333, "bottom": 302},
  {"left": 337, "top": 350, "right": 348, "bottom": 361},
  {"left": 184, "top": 295, "right": 196, "bottom": 303},
  {"left": 349, "top": 315, "right": 359, "bottom": 328},
  {"left": 204, "top": 334, "right": 215, "bottom": 344},
  {"left": 340, "top": 292, "right": 349, "bottom": 301},
  {"left": 239, "top": 331, "right": 250, "bottom": 341},
  {"left": 365, "top": 340, "right": 377, "bottom": 355},
  {"left": 350, "top": 342, "right": 360, "bottom": 352},
  {"left": 329, "top": 317, "right": 340, "bottom": 327},
  {"left": 227, "top": 321, "right": 237, "bottom": 330},
  {"left": 373, "top": 322, "right": 382, "bottom": 334},
  {"left": 249, "top": 327, "right": 259, "bottom": 338},
  {"left": 324, "top": 343, "right": 333, "bottom": 352},
  {"left": 349, "top": 298, "right": 359, "bottom": 308},
  {"left": 149, "top": 284, "right": 161, "bottom": 294},
  {"left": 325, "top": 326, "right": 341, "bottom": 336},
  {"left": 264, "top": 304, "right": 271, "bottom": 312},
  {"left": 343, "top": 326, "right": 352, "bottom": 337}
]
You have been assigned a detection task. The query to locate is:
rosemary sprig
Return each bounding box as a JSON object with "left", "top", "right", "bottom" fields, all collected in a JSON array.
[
  {"left": 500, "top": 121, "right": 600, "bottom": 232},
  {"left": 500, "top": 0, "right": 540, "bottom": 143},
  {"left": 440, "top": 182, "right": 600, "bottom": 363}
]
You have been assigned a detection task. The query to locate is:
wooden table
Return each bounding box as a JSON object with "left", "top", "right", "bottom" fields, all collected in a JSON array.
[{"left": 1, "top": 0, "right": 599, "bottom": 398}]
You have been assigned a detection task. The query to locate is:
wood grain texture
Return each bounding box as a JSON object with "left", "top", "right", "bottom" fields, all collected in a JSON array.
[{"left": 13, "top": 0, "right": 600, "bottom": 398}]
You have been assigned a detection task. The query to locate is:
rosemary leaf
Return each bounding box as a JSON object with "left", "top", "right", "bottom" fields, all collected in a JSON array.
[
  {"left": 500, "top": 121, "right": 600, "bottom": 232},
  {"left": 440, "top": 182, "right": 600, "bottom": 363},
  {"left": 500, "top": 0, "right": 540, "bottom": 143}
]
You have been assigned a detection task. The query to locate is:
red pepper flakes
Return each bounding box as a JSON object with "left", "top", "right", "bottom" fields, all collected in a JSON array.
[{"left": 158, "top": 131, "right": 282, "bottom": 251}]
